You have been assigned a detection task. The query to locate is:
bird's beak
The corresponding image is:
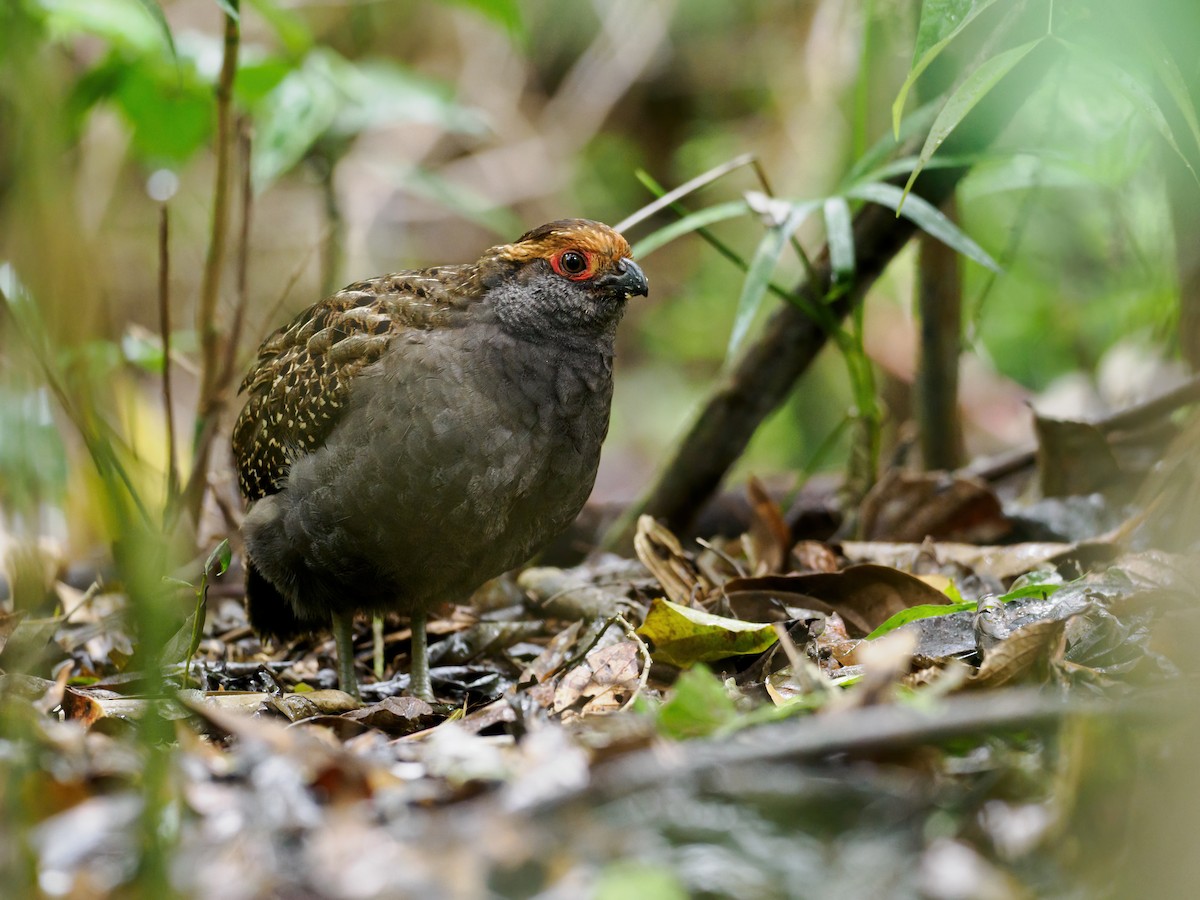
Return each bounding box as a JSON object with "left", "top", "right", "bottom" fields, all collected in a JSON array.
[{"left": 612, "top": 258, "right": 649, "bottom": 298}]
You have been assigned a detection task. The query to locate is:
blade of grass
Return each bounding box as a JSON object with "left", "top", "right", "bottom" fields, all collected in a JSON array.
[
  {"left": 892, "top": 0, "right": 1003, "bottom": 137},
  {"left": 823, "top": 196, "right": 855, "bottom": 284},
  {"left": 630, "top": 200, "right": 750, "bottom": 259},
  {"left": 900, "top": 38, "right": 1045, "bottom": 209},
  {"left": 615, "top": 153, "right": 756, "bottom": 233},
  {"left": 848, "top": 181, "right": 1000, "bottom": 272},
  {"left": 728, "top": 202, "right": 820, "bottom": 357}
]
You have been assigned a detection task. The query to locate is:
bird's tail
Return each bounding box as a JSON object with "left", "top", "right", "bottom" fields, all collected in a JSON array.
[{"left": 245, "top": 559, "right": 312, "bottom": 640}]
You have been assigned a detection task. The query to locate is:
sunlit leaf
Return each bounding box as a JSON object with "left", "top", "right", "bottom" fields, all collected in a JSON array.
[
  {"left": 900, "top": 38, "right": 1044, "bottom": 206},
  {"left": 636, "top": 598, "right": 778, "bottom": 668},
  {"left": 630, "top": 200, "right": 750, "bottom": 258},
  {"left": 866, "top": 599, "right": 976, "bottom": 640},
  {"left": 823, "top": 196, "right": 855, "bottom": 283},
  {"left": 212, "top": 0, "right": 239, "bottom": 19},
  {"left": 849, "top": 181, "right": 1000, "bottom": 272},
  {"left": 892, "top": 0, "right": 1003, "bottom": 137}
]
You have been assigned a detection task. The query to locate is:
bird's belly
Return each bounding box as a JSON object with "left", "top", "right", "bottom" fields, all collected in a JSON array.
[{"left": 273, "top": 348, "right": 609, "bottom": 610}]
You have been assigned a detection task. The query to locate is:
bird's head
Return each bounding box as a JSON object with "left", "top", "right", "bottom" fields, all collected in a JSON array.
[{"left": 483, "top": 219, "right": 648, "bottom": 345}]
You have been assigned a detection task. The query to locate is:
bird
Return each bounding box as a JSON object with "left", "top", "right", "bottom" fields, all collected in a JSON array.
[{"left": 232, "top": 219, "right": 648, "bottom": 700}]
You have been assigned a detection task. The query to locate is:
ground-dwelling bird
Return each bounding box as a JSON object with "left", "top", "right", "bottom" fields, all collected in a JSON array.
[{"left": 232, "top": 219, "right": 648, "bottom": 700}]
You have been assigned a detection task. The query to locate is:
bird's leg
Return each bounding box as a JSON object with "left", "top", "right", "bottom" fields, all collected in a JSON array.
[
  {"left": 332, "top": 610, "right": 360, "bottom": 700},
  {"left": 409, "top": 608, "right": 433, "bottom": 702}
]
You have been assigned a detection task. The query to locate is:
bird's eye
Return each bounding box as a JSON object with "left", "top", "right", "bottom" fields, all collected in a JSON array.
[{"left": 557, "top": 250, "right": 589, "bottom": 276}]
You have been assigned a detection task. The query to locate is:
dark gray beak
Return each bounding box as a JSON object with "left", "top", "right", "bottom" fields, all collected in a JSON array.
[{"left": 612, "top": 258, "right": 649, "bottom": 298}]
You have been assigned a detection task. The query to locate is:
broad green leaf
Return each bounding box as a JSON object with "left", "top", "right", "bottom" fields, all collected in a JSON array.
[
  {"left": 444, "top": 0, "right": 523, "bottom": 36},
  {"left": 892, "top": 0, "right": 1003, "bottom": 137},
  {"left": 729, "top": 199, "right": 820, "bottom": 356},
  {"left": 250, "top": 53, "right": 341, "bottom": 189},
  {"left": 114, "top": 58, "right": 213, "bottom": 163},
  {"left": 655, "top": 666, "right": 740, "bottom": 739},
  {"left": 900, "top": 38, "right": 1044, "bottom": 206},
  {"left": 37, "top": 0, "right": 166, "bottom": 53},
  {"left": 595, "top": 862, "right": 688, "bottom": 900},
  {"left": 245, "top": 0, "right": 311, "bottom": 55},
  {"left": 823, "top": 196, "right": 855, "bottom": 283},
  {"left": 630, "top": 200, "right": 750, "bottom": 258},
  {"left": 1063, "top": 41, "right": 1200, "bottom": 187},
  {"left": 849, "top": 181, "right": 1000, "bottom": 272},
  {"left": 120, "top": 331, "right": 165, "bottom": 374},
  {"left": 636, "top": 598, "right": 778, "bottom": 668}
]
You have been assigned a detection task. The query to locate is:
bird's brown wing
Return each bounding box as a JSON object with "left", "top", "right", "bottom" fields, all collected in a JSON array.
[{"left": 232, "top": 270, "right": 473, "bottom": 501}]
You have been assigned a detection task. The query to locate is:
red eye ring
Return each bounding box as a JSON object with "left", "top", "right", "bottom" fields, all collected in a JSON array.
[{"left": 550, "top": 249, "right": 592, "bottom": 280}]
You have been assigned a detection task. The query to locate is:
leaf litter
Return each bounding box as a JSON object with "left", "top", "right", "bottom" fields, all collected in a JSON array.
[{"left": 2, "top": 485, "right": 1199, "bottom": 897}]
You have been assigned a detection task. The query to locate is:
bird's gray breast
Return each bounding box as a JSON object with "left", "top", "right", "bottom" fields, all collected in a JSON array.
[{"left": 279, "top": 322, "right": 614, "bottom": 601}]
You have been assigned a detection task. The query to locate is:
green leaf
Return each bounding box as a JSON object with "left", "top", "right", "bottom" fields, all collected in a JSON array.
[
  {"left": 1133, "top": 22, "right": 1200, "bottom": 170},
  {"left": 205, "top": 539, "right": 232, "bottom": 577},
  {"left": 212, "top": 0, "right": 239, "bottom": 20},
  {"left": 636, "top": 598, "right": 779, "bottom": 669},
  {"left": 728, "top": 200, "right": 820, "bottom": 356},
  {"left": 114, "top": 57, "right": 213, "bottom": 163},
  {"left": 866, "top": 577, "right": 1068, "bottom": 639},
  {"left": 630, "top": 200, "right": 751, "bottom": 259},
  {"left": 845, "top": 97, "right": 940, "bottom": 187},
  {"left": 892, "top": 0, "right": 1003, "bottom": 137},
  {"left": 866, "top": 599, "right": 974, "bottom": 639},
  {"left": 823, "top": 196, "right": 855, "bottom": 283},
  {"left": 1063, "top": 41, "right": 1200, "bottom": 187},
  {"left": 655, "top": 665, "right": 741, "bottom": 739},
  {"left": 252, "top": 50, "right": 485, "bottom": 190},
  {"left": 444, "top": 0, "right": 523, "bottom": 37},
  {"left": 250, "top": 54, "right": 341, "bottom": 190},
  {"left": 131, "top": 0, "right": 177, "bottom": 60},
  {"left": 848, "top": 181, "right": 1000, "bottom": 272},
  {"left": 37, "top": 0, "right": 168, "bottom": 53},
  {"left": 900, "top": 37, "right": 1044, "bottom": 206},
  {"left": 245, "top": 0, "right": 310, "bottom": 55}
]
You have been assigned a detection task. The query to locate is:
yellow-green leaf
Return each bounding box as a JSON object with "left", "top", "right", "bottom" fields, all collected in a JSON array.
[{"left": 636, "top": 598, "right": 778, "bottom": 668}]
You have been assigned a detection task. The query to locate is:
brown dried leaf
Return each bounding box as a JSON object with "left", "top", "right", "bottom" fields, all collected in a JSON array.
[
  {"left": 725, "top": 565, "right": 954, "bottom": 638},
  {"left": 744, "top": 476, "right": 791, "bottom": 575},
  {"left": 792, "top": 540, "right": 840, "bottom": 573},
  {"left": 634, "top": 515, "right": 710, "bottom": 606},
  {"left": 968, "top": 619, "right": 1068, "bottom": 689},
  {"left": 271, "top": 689, "right": 361, "bottom": 722},
  {"left": 859, "top": 470, "right": 1011, "bottom": 543},
  {"left": 342, "top": 696, "right": 438, "bottom": 736}
]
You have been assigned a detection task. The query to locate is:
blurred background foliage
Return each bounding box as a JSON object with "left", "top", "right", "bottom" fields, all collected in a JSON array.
[{"left": 0, "top": 0, "right": 1197, "bottom": 570}]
